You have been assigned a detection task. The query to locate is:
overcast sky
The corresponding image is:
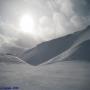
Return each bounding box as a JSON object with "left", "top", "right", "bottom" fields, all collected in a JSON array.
[{"left": 0, "top": 0, "right": 90, "bottom": 48}]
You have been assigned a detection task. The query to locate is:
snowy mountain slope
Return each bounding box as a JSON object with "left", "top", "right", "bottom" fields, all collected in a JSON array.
[
  {"left": 66, "top": 40, "right": 90, "bottom": 61},
  {"left": 0, "top": 45, "right": 26, "bottom": 57},
  {"left": 21, "top": 30, "right": 81, "bottom": 65},
  {"left": 22, "top": 26, "right": 90, "bottom": 65},
  {"left": 0, "top": 54, "right": 26, "bottom": 64},
  {"left": 45, "top": 26, "right": 90, "bottom": 64}
]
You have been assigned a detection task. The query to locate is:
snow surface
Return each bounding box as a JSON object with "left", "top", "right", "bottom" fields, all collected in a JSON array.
[{"left": 0, "top": 61, "right": 90, "bottom": 90}]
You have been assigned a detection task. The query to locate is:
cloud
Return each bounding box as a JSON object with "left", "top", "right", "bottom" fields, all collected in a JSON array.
[
  {"left": 71, "top": 15, "right": 88, "bottom": 29},
  {"left": 0, "top": 33, "right": 17, "bottom": 54},
  {"left": 0, "top": 0, "right": 90, "bottom": 43},
  {"left": 60, "top": 0, "right": 75, "bottom": 17},
  {"left": 71, "top": 0, "right": 90, "bottom": 16},
  {"left": 38, "top": 16, "right": 55, "bottom": 40},
  {"left": 38, "top": 0, "right": 90, "bottom": 39}
]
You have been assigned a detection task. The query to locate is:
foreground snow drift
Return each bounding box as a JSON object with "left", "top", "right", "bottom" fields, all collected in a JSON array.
[{"left": 0, "top": 61, "right": 90, "bottom": 90}]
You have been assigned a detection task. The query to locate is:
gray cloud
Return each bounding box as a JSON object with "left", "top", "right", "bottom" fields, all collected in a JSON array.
[
  {"left": 38, "top": 0, "right": 90, "bottom": 39},
  {"left": 0, "top": 0, "right": 90, "bottom": 46},
  {"left": 0, "top": 22, "right": 40, "bottom": 49}
]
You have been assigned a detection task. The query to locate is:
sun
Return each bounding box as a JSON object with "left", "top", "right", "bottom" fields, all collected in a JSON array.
[{"left": 19, "top": 14, "right": 35, "bottom": 34}]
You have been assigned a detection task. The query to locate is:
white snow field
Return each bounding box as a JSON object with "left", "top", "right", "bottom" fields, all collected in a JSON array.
[{"left": 0, "top": 60, "right": 90, "bottom": 90}]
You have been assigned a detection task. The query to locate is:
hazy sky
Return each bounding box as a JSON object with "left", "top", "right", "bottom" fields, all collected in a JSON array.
[{"left": 0, "top": 0, "right": 90, "bottom": 48}]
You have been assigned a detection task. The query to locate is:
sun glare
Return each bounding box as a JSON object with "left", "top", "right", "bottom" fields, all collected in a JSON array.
[{"left": 19, "top": 14, "right": 35, "bottom": 34}]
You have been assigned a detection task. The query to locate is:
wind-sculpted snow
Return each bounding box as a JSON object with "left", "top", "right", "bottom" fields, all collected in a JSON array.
[{"left": 0, "top": 60, "right": 90, "bottom": 90}]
